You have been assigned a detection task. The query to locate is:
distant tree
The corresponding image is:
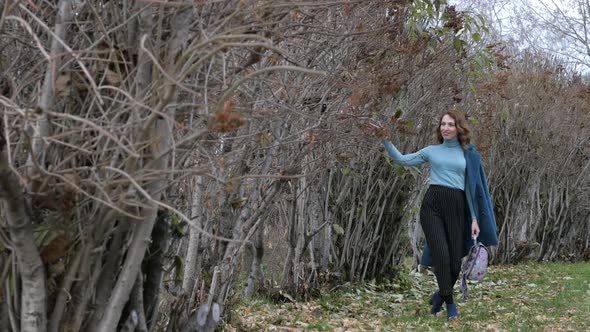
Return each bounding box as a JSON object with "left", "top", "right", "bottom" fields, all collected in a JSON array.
[{"left": 508, "top": 0, "right": 590, "bottom": 70}]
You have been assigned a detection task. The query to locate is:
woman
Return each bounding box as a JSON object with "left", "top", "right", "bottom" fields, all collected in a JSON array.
[{"left": 382, "top": 110, "right": 498, "bottom": 319}]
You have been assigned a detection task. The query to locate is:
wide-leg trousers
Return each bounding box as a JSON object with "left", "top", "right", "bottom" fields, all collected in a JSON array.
[{"left": 420, "top": 185, "right": 466, "bottom": 297}]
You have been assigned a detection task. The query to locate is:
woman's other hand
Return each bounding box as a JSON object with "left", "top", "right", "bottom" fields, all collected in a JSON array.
[{"left": 471, "top": 219, "right": 480, "bottom": 239}]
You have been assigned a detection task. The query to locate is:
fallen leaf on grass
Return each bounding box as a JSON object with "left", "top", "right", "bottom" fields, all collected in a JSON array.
[{"left": 485, "top": 322, "right": 506, "bottom": 331}]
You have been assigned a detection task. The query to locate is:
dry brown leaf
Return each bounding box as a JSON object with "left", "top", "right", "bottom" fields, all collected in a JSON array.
[
  {"left": 41, "top": 233, "right": 71, "bottom": 264},
  {"left": 55, "top": 74, "right": 71, "bottom": 97},
  {"left": 105, "top": 69, "right": 123, "bottom": 85}
]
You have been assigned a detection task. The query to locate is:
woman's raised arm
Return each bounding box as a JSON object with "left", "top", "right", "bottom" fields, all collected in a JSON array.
[{"left": 383, "top": 139, "right": 430, "bottom": 166}]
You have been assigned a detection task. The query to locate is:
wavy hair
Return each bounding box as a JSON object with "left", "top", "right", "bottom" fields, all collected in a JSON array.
[{"left": 434, "top": 110, "right": 471, "bottom": 150}]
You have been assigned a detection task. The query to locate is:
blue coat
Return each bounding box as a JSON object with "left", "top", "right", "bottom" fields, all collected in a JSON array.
[{"left": 421, "top": 144, "right": 499, "bottom": 266}]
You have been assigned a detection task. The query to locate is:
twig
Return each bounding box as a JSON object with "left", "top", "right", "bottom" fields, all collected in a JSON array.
[{"left": 16, "top": 4, "right": 104, "bottom": 105}]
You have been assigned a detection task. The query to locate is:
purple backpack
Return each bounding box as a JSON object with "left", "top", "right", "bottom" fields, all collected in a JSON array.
[{"left": 460, "top": 237, "right": 489, "bottom": 301}]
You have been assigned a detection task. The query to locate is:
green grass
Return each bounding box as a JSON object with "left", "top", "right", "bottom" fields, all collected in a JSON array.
[{"left": 226, "top": 262, "right": 590, "bottom": 331}]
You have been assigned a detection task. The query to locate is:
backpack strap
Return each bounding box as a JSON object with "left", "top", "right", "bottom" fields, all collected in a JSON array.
[{"left": 460, "top": 271, "right": 469, "bottom": 301}]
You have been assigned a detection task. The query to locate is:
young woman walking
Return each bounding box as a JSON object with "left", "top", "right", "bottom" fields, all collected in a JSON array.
[{"left": 381, "top": 110, "right": 498, "bottom": 319}]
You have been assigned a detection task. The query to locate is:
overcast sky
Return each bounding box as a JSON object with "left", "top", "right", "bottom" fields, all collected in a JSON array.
[{"left": 451, "top": 0, "right": 589, "bottom": 71}]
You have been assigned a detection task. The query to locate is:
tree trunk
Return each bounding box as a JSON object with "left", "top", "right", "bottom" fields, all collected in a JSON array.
[
  {"left": 144, "top": 210, "right": 171, "bottom": 331},
  {"left": 201, "top": 181, "right": 279, "bottom": 331},
  {"left": 0, "top": 146, "right": 47, "bottom": 332},
  {"left": 282, "top": 185, "right": 298, "bottom": 287},
  {"left": 292, "top": 175, "right": 307, "bottom": 292},
  {"left": 126, "top": 272, "right": 148, "bottom": 332},
  {"left": 94, "top": 204, "right": 160, "bottom": 332},
  {"left": 95, "top": 114, "right": 172, "bottom": 331},
  {"left": 26, "top": 0, "right": 74, "bottom": 176},
  {"left": 308, "top": 182, "right": 322, "bottom": 277},
  {"left": 87, "top": 220, "right": 132, "bottom": 329},
  {"left": 182, "top": 176, "right": 204, "bottom": 303},
  {"left": 319, "top": 170, "right": 334, "bottom": 271},
  {"left": 0, "top": 281, "right": 10, "bottom": 332},
  {"left": 47, "top": 246, "right": 83, "bottom": 332},
  {"left": 242, "top": 222, "right": 264, "bottom": 298}
]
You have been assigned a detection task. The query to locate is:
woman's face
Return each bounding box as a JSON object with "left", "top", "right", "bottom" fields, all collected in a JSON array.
[{"left": 440, "top": 114, "right": 458, "bottom": 140}]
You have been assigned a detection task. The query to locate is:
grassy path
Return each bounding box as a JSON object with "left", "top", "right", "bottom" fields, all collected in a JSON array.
[{"left": 226, "top": 262, "right": 590, "bottom": 331}]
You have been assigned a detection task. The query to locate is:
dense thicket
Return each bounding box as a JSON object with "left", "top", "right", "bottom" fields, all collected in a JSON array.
[{"left": 0, "top": 1, "right": 588, "bottom": 331}]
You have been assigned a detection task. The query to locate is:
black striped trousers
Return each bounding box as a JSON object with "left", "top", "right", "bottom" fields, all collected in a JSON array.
[{"left": 420, "top": 185, "right": 466, "bottom": 297}]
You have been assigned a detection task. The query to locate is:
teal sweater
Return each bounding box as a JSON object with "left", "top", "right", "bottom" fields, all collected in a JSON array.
[{"left": 383, "top": 138, "right": 476, "bottom": 220}]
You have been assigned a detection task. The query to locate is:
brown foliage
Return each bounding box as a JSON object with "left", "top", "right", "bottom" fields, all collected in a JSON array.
[
  {"left": 443, "top": 6, "right": 464, "bottom": 33},
  {"left": 40, "top": 233, "right": 72, "bottom": 265},
  {"left": 211, "top": 100, "right": 245, "bottom": 133},
  {"left": 467, "top": 51, "right": 590, "bottom": 263}
]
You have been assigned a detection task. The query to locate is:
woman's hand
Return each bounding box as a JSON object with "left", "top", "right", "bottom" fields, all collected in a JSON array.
[
  {"left": 365, "top": 121, "right": 391, "bottom": 139},
  {"left": 471, "top": 219, "right": 480, "bottom": 239}
]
